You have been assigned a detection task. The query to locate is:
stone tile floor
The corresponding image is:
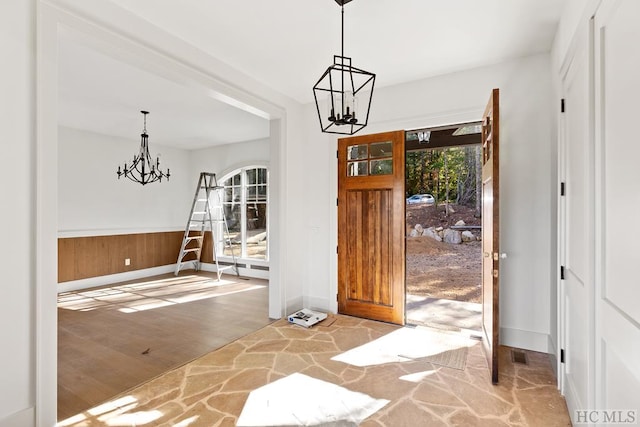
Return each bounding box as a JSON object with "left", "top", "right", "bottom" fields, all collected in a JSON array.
[{"left": 57, "top": 315, "right": 571, "bottom": 426}]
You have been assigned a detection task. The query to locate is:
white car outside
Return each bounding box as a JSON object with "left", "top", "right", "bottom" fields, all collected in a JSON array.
[{"left": 406, "top": 194, "right": 435, "bottom": 205}]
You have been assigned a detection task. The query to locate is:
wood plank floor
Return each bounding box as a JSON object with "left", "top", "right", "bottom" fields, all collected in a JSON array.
[{"left": 57, "top": 271, "right": 271, "bottom": 421}]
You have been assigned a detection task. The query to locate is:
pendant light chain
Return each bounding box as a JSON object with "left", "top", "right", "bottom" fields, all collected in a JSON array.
[{"left": 341, "top": 3, "right": 345, "bottom": 117}]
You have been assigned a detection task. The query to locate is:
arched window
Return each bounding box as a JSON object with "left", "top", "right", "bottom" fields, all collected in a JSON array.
[{"left": 219, "top": 166, "right": 268, "bottom": 261}]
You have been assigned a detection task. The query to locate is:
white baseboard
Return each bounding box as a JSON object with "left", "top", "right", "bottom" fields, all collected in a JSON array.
[
  {"left": 547, "top": 335, "right": 559, "bottom": 378},
  {"left": 57, "top": 265, "right": 175, "bottom": 293},
  {"left": 0, "top": 407, "right": 34, "bottom": 427},
  {"left": 199, "top": 262, "right": 269, "bottom": 280},
  {"left": 500, "top": 327, "right": 550, "bottom": 353}
]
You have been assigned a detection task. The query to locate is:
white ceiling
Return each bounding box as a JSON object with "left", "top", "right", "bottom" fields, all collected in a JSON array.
[
  {"left": 58, "top": 30, "right": 271, "bottom": 150},
  {"left": 58, "top": 0, "right": 567, "bottom": 149}
]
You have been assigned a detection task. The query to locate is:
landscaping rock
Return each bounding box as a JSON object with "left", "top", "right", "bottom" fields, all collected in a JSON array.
[
  {"left": 423, "top": 228, "right": 443, "bottom": 242},
  {"left": 461, "top": 230, "right": 476, "bottom": 242},
  {"left": 409, "top": 229, "right": 420, "bottom": 237},
  {"left": 455, "top": 220, "right": 466, "bottom": 227},
  {"left": 415, "top": 224, "right": 424, "bottom": 233},
  {"left": 443, "top": 228, "right": 462, "bottom": 244}
]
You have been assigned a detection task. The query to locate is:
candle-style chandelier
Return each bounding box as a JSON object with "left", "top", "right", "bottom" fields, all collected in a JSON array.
[
  {"left": 117, "top": 110, "right": 170, "bottom": 185},
  {"left": 313, "top": 0, "right": 375, "bottom": 135}
]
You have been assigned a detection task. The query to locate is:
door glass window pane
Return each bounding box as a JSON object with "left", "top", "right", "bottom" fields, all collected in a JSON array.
[
  {"left": 370, "top": 159, "right": 393, "bottom": 175},
  {"left": 347, "top": 144, "right": 368, "bottom": 160},
  {"left": 347, "top": 161, "right": 368, "bottom": 176},
  {"left": 370, "top": 141, "right": 392, "bottom": 158}
]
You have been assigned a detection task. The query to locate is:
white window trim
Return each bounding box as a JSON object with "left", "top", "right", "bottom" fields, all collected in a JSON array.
[{"left": 219, "top": 165, "right": 269, "bottom": 262}]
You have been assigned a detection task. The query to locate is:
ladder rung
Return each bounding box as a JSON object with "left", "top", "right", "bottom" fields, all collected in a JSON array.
[
  {"left": 180, "top": 260, "right": 198, "bottom": 266},
  {"left": 185, "top": 236, "right": 203, "bottom": 241},
  {"left": 217, "top": 265, "right": 234, "bottom": 272},
  {"left": 182, "top": 248, "right": 199, "bottom": 253}
]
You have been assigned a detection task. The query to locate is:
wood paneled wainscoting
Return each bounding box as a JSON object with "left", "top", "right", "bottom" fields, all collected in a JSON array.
[{"left": 58, "top": 231, "right": 193, "bottom": 283}]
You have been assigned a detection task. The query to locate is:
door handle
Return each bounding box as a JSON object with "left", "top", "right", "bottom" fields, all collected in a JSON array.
[{"left": 484, "top": 252, "right": 490, "bottom": 258}]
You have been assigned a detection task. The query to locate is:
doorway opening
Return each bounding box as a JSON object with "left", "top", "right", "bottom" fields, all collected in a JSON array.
[{"left": 404, "top": 123, "right": 483, "bottom": 331}]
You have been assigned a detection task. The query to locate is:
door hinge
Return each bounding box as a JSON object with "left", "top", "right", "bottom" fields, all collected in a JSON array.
[
  {"left": 337, "top": 293, "right": 339, "bottom": 302},
  {"left": 560, "top": 182, "right": 565, "bottom": 196},
  {"left": 560, "top": 265, "right": 565, "bottom": 280},
  {"left": 560, "top": 348, "right": 565, "bottom": 363},
  {"left": 561, "top": 98, "right": 566, "bottom": 113},
  {"left": 336, "top": 198, "right": 339, "bottom": 206},
  {"left": 336, "top": 246, "right": 338, "bottom": 254},
  {"left": 336, "top": 150, "right": 339, "bottom": 159}
]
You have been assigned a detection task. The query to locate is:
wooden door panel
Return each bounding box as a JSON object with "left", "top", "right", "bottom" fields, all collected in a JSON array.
[
  {"left": 482, "top": 88, "right": 500, "bottom": 384},
  {"left": 338, "top": 130, "right": 405, "bottom": 325},
  {"left": 345, "top": 189, "right": 392, "bottom": 305}
]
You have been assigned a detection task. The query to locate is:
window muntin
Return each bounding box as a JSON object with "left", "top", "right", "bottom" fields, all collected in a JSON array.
[
  {"left": 220, "top": 167, "right": 268, "bottom": 260},
  {"left": 346, "top": 140, "right": 393, "bottom": 177}
]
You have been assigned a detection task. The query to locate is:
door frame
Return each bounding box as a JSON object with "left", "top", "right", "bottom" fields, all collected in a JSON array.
[
  {"left": 403, "top": 123, "right": 483, "bottom": 329},
  {"left": 37, "top": 3, "right": 288, "bottom": 424},
  {"left": 337, "top": 130, "right": 406, "bottom": 325},
  {"left": 556, "top": 15, "right": 597, "bottom": 412},
  {"left": 329, "top": 112, "right": 486, "bottom": 316}
]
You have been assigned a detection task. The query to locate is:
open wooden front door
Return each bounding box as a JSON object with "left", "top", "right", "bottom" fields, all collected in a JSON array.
[
  {"left": 481, "top": 88, "right": 500, "bottom": 383},
  {"left": 337, "top": 131, "right": 405, "bottom": 325}
]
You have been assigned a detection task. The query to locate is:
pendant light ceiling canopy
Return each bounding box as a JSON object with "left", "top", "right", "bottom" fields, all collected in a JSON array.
[{"left": 313, "top": 0, "right": 375, "bottom": 135}]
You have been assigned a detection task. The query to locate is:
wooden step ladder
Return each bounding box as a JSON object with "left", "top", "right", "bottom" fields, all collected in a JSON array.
[{"left": 175, "top": 172, "right": 239, "bottom": 279}]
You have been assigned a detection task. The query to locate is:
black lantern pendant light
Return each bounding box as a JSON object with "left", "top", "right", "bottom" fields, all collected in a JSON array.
[
  {"left": 313, "top": 0, "right": 375, "bottom": 135},
  {"left": 117, "top": 111, "right": 170, "bottom": 185}
]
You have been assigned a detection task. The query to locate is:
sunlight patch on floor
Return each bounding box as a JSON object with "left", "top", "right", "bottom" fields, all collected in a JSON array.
[
  {"left": 58, "top": 274, "right": 265, "bottom": 313},
  {"left": 399, "top": 369, "right": 439, "bottom": 383},
  {"left": 236, "top": 373, "right": 389, "bottom": 427},
  {"left": 332, "top": 326, "right": 475, "bottom": 367},
  {"left": 56, "top": 395, "right": 163, "bottom": 427},
  {"left": 103, "top": 410, "right": 162, "bottom": 426}
]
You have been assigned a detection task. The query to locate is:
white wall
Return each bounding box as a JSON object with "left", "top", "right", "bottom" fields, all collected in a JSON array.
[
  {"left": 190, "top": 138, "right": 270, "bottom": 183},
  {"left": 58, "top": 127, "right": 192, "bottom": 235},
  {"left": 0, "top": 1, "right": 36, "bottom": 425},
  {"left": 303, "top": 53, "right": 556, "bottom": 352}
]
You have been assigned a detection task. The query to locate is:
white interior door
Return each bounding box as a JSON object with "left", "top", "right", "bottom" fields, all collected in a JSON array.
[
  {"left": 594, "top": 0, "right": 640, "bottom": 417},
  {"left": 559, "top": 17, "right": 595, "bottom": 420}
]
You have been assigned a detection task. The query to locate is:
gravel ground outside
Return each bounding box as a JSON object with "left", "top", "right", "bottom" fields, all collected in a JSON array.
[{"left": 406, "top": 203, "right": 482, "bottom": 303}]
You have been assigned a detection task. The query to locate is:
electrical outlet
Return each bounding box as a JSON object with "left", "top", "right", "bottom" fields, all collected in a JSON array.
[{"left": 125, "top": 258, "right": 131, "bottom": 266}]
